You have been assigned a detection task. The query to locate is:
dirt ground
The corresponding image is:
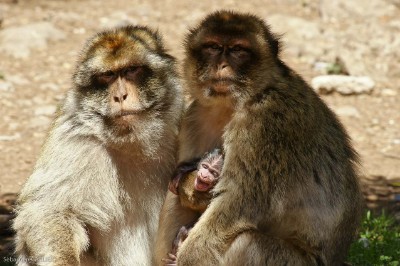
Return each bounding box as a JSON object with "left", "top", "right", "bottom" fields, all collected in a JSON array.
[{"left": 0, "top": 0, "right": 399, "bottom": 203}]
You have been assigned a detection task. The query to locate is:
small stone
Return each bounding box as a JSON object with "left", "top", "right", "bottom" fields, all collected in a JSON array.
[
  {"left": 99, "top": 12, "right": 138, "bottom": 29},
  {"left": 366, "top": 194, "right": 378, "bottom": 201},
  {"left": 30, "top": 116, "right": 52, "bottom": 128},
  {"left": 334, "top": 106, "right": 361, "bottom": 118},
  {"left": 0, "top": 133, "right": 21, "bottom": 141},
  {"left": 311, "top": 75, "right": 375, "bottom": 95},
  {"left": 34, "top": 105, "right": 57, "bottom": 116},
  {"left": 7, "top": 74, "right": 29, "bottom": 86},
  {"left": 0, "top": 81, "right": 14, "bottom": 92},
  {"left": 73, "top": 27, "right": 86, "bottom": 34},
  {"left": 0, "top": 22, "right": 66, "bottom": 58},
  {"left": 39, "top": 83, "right": 59, "bottom": 91},
  {"left": 381, "top": 88, "right": 397, "bottom": 96}
]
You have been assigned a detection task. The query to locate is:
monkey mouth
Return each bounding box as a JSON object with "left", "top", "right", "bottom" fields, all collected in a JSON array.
[
  {"left": 105, "top": 109, "right": 145, "bottom": 132},
  {"left": 115, "top": 110, "right": 145, "bottom": 117},
  {"left": 194, "top": 177, "right": 213, "bottom": 192},
  {"left": 207, "top": 78, "right": 237, "bottom": 95}
]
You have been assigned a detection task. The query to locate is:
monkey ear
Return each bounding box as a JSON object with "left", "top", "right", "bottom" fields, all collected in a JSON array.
[{"left": 168, "top": 179, "right": 179, "bottom": 195}]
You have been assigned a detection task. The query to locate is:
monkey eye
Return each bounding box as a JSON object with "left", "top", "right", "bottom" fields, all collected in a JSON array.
[
  {"left": 96, "top": 71, "right": 116, "bottom": 84},
  {"left": 124, "top": 66, "right": 142, "bottom": 80},
  {"left": 211, "top": 170, "right": 219, "bottom": 178},
  {"left": 201, "top": 163, "right": 209, "bottom": 169},
  {"left": 231, "top": 45, "right": 244, "bottom": 52},
  {"left": 210, "top": 43, "right": 221, "bottom": 50},
  {"left": 229, "top": 45, "right": 251, "bottom": 59},
  {"left": 202, "top": 43, "right": 222, "bottom": 55}
]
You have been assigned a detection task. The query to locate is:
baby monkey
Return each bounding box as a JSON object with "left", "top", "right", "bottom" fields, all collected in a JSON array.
[{"left": 163, "top": 149, "right": 224, "bottom": 265}]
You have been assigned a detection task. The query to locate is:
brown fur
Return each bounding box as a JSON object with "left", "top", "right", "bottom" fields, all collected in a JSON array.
[
  {"left": 178, "top": 171, "right": 211, "bottom": 213},
  {"left": 155, "top": 11, "right": 363, "bottom": 266}
]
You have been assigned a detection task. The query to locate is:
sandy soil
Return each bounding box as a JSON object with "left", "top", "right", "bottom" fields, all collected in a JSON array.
[{"left": 0, "top": 0, "right": 399, "bottom": 199}]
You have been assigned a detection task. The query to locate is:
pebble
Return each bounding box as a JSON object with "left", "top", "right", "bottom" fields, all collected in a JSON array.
[
  {"left": 0, "top": 81, "right": 14, "bottom": 92},
  {"left": 34, "top": 105, "right": 57, "bottom": 116},
  {"left": 39, "top": 83, "right": 59, "bottom": 91},
  {"left": 0, "top": 133, "right": 21, "bottom": 141},
  {"left": 0, "top": 22, "right": 66, "bottom": 58},
  {"left": 311, "top": 75, "right": 375, "bottom": 95},
  {"left": 7, "top": 75, "right": 29, "bottom": 86},
  {"left": 30, "top": 116, "right": 52, "bottom": 128},
  {"left": 381, "top": 88, "right": 397, "bottom": 96},
  {"left": 334, "top": 106, "right": 361, "bottom": 118},
  {"left": 99, "top": 12, "right": 138, "bottom": 29}
]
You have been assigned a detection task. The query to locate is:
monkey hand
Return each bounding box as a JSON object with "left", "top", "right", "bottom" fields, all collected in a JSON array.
[
  {"left": 176, "top": 224, "right": 222, "bottom": 266},
  {"left": 162, "top": 253, "right": 177, "bottom": 266}
]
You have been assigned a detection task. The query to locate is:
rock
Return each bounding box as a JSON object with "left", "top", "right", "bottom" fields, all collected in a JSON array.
[
  {"left": 73, "top": 27, "right": 86, "bottom": 35},
  {"left": 334, "top": 106, "right": 361, "bottom": 118},
  {"left": 0, "top": 80, "right": 14, "bottom": 92},
  {"left": 267, "top": 14, "right": 322, "bottom": 60},
  {"left": 30, "top": 116, "right": 52, "bottom": 128},
  {"left": 0, "top": 22, "right": 66, "bottom": 58},
  {"left": 0, "top": 134, "right": 20, "bottom": 141},
  {"left": 34, "top": 105, "right": 57, "bottom": 116},
  {"left": 267, "top": 14, "right": 320, "bottom": 40},
  {"left": 39, "top": 83, "right": 59, "bottom": 91},
  {"left": 311, "top": 75, "right": 375, "bottom": 95},
  {"left": 320, "top": 0, "right": 398, "bottom": 21},
  {"left": 381, "top": 88, "right": 398, "bottom": 96},
  {"left": 7, "top": 74, "right": 29, "bottom": 86},
  {"left": 99, "top": 12, "right": 138, "bottom": 29}
]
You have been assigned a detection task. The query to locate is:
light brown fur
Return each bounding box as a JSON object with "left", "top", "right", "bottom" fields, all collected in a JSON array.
[{"left": 14, "top": 25, "right": 182, "bottom": 266}]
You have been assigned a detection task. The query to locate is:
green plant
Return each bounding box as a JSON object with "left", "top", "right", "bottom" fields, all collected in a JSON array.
[{"left": 347, "top": 210, "right": 400, "bottom": 266}]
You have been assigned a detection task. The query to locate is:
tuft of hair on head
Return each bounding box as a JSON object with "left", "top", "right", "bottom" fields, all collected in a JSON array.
[
  {"left": 72, "top": 24, "right": 175, "bottom": 90},
  {"left": 202, "top": 148, "right": 224, "bottom": 170}
]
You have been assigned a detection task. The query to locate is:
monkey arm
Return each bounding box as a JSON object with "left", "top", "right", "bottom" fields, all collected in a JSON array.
[
  {"left": 14, "top": 132, "right": 119, "bottom": 265},
  {"left": 169, "top": 160, "right": 199, "bottom": 195},
  {"left": 14, "top": 202, "right": 88, "bottom": 266},
  {"left": 176, "top": 188, "right": 257, "bottom": 266},
  {"left": 154, "top": 191, "right": 199, "bottom": 266}
]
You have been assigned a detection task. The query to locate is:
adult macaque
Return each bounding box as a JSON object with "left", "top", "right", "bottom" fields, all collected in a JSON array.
[
  {"left": 155, "top": 11, "right": 363, "bottom": 266},
  {"left": 13, "top": 25, "right": 182, "bottom": 266}
]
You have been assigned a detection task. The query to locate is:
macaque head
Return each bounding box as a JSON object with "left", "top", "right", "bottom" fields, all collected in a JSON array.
[
  {"left": 184, "top": 10, "right": 281, "bottom": 105},
  {"left": 194, "top": 149, "right": 223, "bottom": 192},
  {"left": 169, "top": 149, "right": 224, "bottom": 195},
  {"left": 70, "top": 25, "right": 178, "bottom": 143}
]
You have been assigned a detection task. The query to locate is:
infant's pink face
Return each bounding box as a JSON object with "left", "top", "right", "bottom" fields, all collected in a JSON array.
[{"left": 194, "top": 162, "right": 220, "bottom": 192}]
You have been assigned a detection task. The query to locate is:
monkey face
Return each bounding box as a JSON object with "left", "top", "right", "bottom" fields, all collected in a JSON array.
[
  {"left": 195, "top": 163, "right": 220, "bottom": 192},
  {"left": 71, "top": 26, "right": 178, "bottom": 141},
  {"left": 184, "top": 10, "right": 280, "bottom": 105}
]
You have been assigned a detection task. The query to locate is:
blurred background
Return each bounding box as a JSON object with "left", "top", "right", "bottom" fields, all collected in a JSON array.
[{"left": 0, "top": 0, "right": 399, "bottom": 259}]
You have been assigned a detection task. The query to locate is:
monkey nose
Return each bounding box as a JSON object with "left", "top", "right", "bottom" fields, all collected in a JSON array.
[
  {"left": 113, "top": 93, "right": 128, "bottom": 103},
  {"left": 219, "top": 62, "right": 228, "bottom": 70}
]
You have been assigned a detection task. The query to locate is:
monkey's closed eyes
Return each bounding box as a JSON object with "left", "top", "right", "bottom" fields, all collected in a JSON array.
[
  {"left": 124, "top": 66, "right": 143, "bottom": 80},
  {"left": 203, "top": 43, "right": 222, "bottom": 52},
  {"left": 97, "top": 70, "right": 116, "bottom": 84}
]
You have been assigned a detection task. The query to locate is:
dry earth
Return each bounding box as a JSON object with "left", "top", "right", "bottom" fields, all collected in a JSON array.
[{"left": 0, "top": 0, "right": 399, "bottom": 225}]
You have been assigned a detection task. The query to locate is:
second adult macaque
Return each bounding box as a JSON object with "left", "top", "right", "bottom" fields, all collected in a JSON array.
[
  {"left": 156, "top": 10, "right": 363, "bottom": 266},
  {"left": 163, "top": 149, "right": 224, "bottom": 265}
]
